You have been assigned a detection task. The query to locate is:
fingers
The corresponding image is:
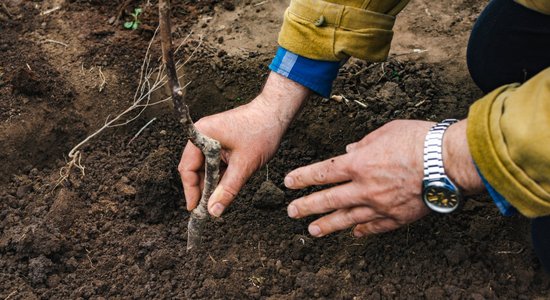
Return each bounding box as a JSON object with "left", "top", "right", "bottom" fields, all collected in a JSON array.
[
  {"left": 207, "top": 157, "right": 252, "bottom": 217},
  {"left": 284, "top": 154, "right": 351, "bottom": 189},
  {"left": 352, "top": 218, "right": 400, "bottom": 237},
  {"left": 287, "top": 182, "right": 363, "bottom": 218},
  {"left": 307, "top": 206, "right": 382, "bottom": 237},
  {"left": 179, "top": 141, "right": 205, "bottom": 211}
]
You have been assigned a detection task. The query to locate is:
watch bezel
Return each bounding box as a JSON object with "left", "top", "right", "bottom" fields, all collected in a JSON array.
[{"left": 422, "top": 178, "right": 463, "bottom": 214}]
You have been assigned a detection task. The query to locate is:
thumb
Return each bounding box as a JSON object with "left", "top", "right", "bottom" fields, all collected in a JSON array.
[{"left": 207, "top": 157, "right": 252, "bottom": 217}]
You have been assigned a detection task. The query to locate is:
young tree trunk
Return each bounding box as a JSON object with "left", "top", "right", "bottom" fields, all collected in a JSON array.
[{"left": 158, "top": 0, "right": 221, "bottom": 251}]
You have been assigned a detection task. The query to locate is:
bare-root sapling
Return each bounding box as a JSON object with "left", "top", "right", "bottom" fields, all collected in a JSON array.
[{"left": 158, "top": 0, "right": 222, "bottom": 251}]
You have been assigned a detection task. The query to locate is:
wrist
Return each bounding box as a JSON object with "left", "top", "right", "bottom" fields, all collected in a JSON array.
[
  {"left": 252, "top": 72, "right": 311, "bottom": 128},
  {"left": 442, "top": 120, "right": 484, "bottom": 195}
]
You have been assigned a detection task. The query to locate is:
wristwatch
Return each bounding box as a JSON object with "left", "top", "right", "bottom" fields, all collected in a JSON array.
[{"left": 422, "top": 119, "right": 463, "bottom": 213}]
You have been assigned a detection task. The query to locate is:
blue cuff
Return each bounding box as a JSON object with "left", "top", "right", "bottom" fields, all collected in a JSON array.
[
  {"left": 476, "top": 166, "right": 517, "bottom": 216},
  {"left": 269, "top": 47, "right": 340, "bottom": 98}
]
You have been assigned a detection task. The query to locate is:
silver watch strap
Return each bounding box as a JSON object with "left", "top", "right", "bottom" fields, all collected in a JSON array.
[{"left": 423, "top": 119, "right": 458, "bottom": 180}]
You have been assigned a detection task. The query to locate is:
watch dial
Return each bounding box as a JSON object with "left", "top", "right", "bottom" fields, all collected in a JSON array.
[{"left": 425, "top": 186, "right": 459, "bottom": 209}]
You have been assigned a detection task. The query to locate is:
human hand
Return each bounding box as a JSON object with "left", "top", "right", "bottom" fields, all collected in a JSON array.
[
  {"left": 284, "top": 119, "right": 483, "bottom": 238},
  {"left": 179, "top": 72, "right": 310, "bottom": 217}
]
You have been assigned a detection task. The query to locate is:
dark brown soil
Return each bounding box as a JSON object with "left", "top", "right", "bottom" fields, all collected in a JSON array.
[{"left": 1, "top": 0, "right": 549, "bottom": 299}]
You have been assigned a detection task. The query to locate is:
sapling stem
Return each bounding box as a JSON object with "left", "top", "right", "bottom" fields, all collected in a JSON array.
[{"left": 158, "top": 0, "right": 222, "bottom": 251}]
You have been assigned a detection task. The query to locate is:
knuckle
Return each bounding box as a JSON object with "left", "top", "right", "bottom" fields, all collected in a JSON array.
[
  {"left": 344, "top": 209, "right": 361, "bottom": 225},
  {"left": 293, "top": 172, "right": 305, "bottom": 185},
  {"left": 323, "top": 189, "right": 337, "bottom": 210},
  {"left": 312, "top": 169, "right": 327, "bottom": 184},
  {"left": 221, "top": 184, "right": 238, "bottom": 198},
  {"left": 372, "top": 198, "right": 393, "bottom": 215},
  {"left": 195, "top": 117, "right": 214, "bottom": 133},
  {"left": 346, "top": 160, "right": 360, "bottom": 178},
  {"left": 368, "top": 222, "right": 385, "bottom": 234},
  {"left": 180, "top": 171, "right": 195, "bottom": 185}
]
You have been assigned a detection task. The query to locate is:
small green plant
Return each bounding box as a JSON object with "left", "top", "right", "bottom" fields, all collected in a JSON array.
[{"left": 124, "top": 8, "right": 143, "bottom": 30}]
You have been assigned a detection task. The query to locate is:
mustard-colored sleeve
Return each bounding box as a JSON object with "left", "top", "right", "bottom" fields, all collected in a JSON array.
[
  {"left": 514, "top": 0, "right": 550, "bottom": 15},
  {"left": 467, "top": 67, "right": 550, "bottom": 217},
  {"left": 277, "top": 0, "right": 410, "bottom": 62}
]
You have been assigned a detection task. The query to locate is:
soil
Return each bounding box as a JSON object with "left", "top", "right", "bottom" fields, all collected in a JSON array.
[{"left": 1, "top": 0, "right": 549, "bottom": 299}]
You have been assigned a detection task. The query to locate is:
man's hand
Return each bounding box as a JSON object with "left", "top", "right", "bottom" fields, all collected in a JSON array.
[
  {"left": 284, "top": 119, "right": 484, "bottom": 238},
  {"left": 180, "top": 72, "right": 310, "bottom": 217}
]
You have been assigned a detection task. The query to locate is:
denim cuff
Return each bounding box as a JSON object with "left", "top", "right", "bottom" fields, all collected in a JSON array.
[
  {"left": 476, "top": 165, "right": 517, "bottom": 216},
  {"left": 269, "top": 47, "right": 340, "bottom": 98}
]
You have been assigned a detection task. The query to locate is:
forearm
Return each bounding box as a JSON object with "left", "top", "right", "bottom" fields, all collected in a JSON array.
[
  {"left": 443, "top": 119, "right": 484, "bottom": 195},
  {"left": 253, "top": 71, "right": 311, "bottom": 130}
]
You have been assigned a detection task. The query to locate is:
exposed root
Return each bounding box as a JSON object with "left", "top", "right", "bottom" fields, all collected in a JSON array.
[
  {"left": 128, "top": 117, "right": 157, "bottom": 145},
  {"left": 58, "top": 26, "right": 202, "bottom": 183}
]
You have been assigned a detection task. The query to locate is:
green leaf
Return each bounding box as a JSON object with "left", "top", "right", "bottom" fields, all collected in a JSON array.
[
  {"left": 124, "top": 21, "right": 134, "bottom": 29},
  {"left": 134, "top": 8, "right": 142, "bottom": 15},
  {"left": 131, "top": 22, "right": 139, "bottom": 30}
]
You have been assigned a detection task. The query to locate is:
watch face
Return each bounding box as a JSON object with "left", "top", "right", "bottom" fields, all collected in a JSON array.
[{"left": 423, "top": 183, "right": 461, "bottom": 213}]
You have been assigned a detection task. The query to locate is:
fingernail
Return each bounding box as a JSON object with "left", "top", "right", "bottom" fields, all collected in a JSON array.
[
  {"left": 287, "top": 204, "right": 298, "bottom": 218},
  {"left": 309, "top": 225, "right": 322, "bottom": 237},
  {"left": 353, "top": 230, "right": 364, "bottom": 238},
  {"left": 284, "top": 176, "right": 294, "bottom": 188},
  {"left": 211, "top": 203, "right": 225, "bottom": 217}
]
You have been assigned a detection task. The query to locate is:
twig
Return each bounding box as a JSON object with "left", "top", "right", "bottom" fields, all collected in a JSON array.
[
  {"left": 375, "top": 62, "right": 387, "bottom": 84},
  {"left": 4, "top": 290, "right": 17, "bottom": 300},
  {"left": 40, "top": 6, "right": 61, "bottom": 16},
  {"left": 496, "top": 247, "right": 524, "bottom": 254},
  {"left": 174, "top": 31, "right": 193, "bottom": 55},
  {"left": 208, "top": 254, "right": 217, "bottom": 264},
  {"left": 415, "top": 99, "right": 426, "bottom": 107},
  {"left": 1, "top": 3, "right": 14, "bottom": 19},
  {"left": 159, "top": 0, "right": 221, "bottom": 251},
  {"left": 353, "top": 99, "right": 367, "bottom": 108},
  {"left": 253, "top": 0, "right": 269, "bottom": 6},
  {"left": 393, "top": 48, "right": 428, "bottom": 57},
  {"left": 258, "top": 241, "right": 265, "bottom": 267},
  {"left": 128, "top": 117, "right": 156, "bottom": 145},
  {"left": 85, "top": 248, "right": 96, "bottom": 269},
  {"left": 43, "top": 39, "right": 69, "bottom": 47},
  {"left": 98, "top": 67, "right": 106, "bottom": 92}
]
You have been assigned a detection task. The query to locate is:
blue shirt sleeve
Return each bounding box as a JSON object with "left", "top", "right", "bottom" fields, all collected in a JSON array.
[
  {"left": 269, "top": 47, "right": 341, "bottom": 98},
  {"left": 476, "top": 166, "right": 517, "bottom": 216}
]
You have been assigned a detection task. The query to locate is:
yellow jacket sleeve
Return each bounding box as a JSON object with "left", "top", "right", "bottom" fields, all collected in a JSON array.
[
  {"left": 515, "top": 0, "right": 550, "bottom": 15},
  {"left": 278, "top": 0, "right": 410, "bottom": 62},
  {"left": 467, "top": 67, "right": 550, "bottom": 217}
]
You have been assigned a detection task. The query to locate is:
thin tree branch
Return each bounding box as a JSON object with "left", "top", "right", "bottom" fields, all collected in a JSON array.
[{"left": 159, "top": 0, "right": 221, "bottom": 251}]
